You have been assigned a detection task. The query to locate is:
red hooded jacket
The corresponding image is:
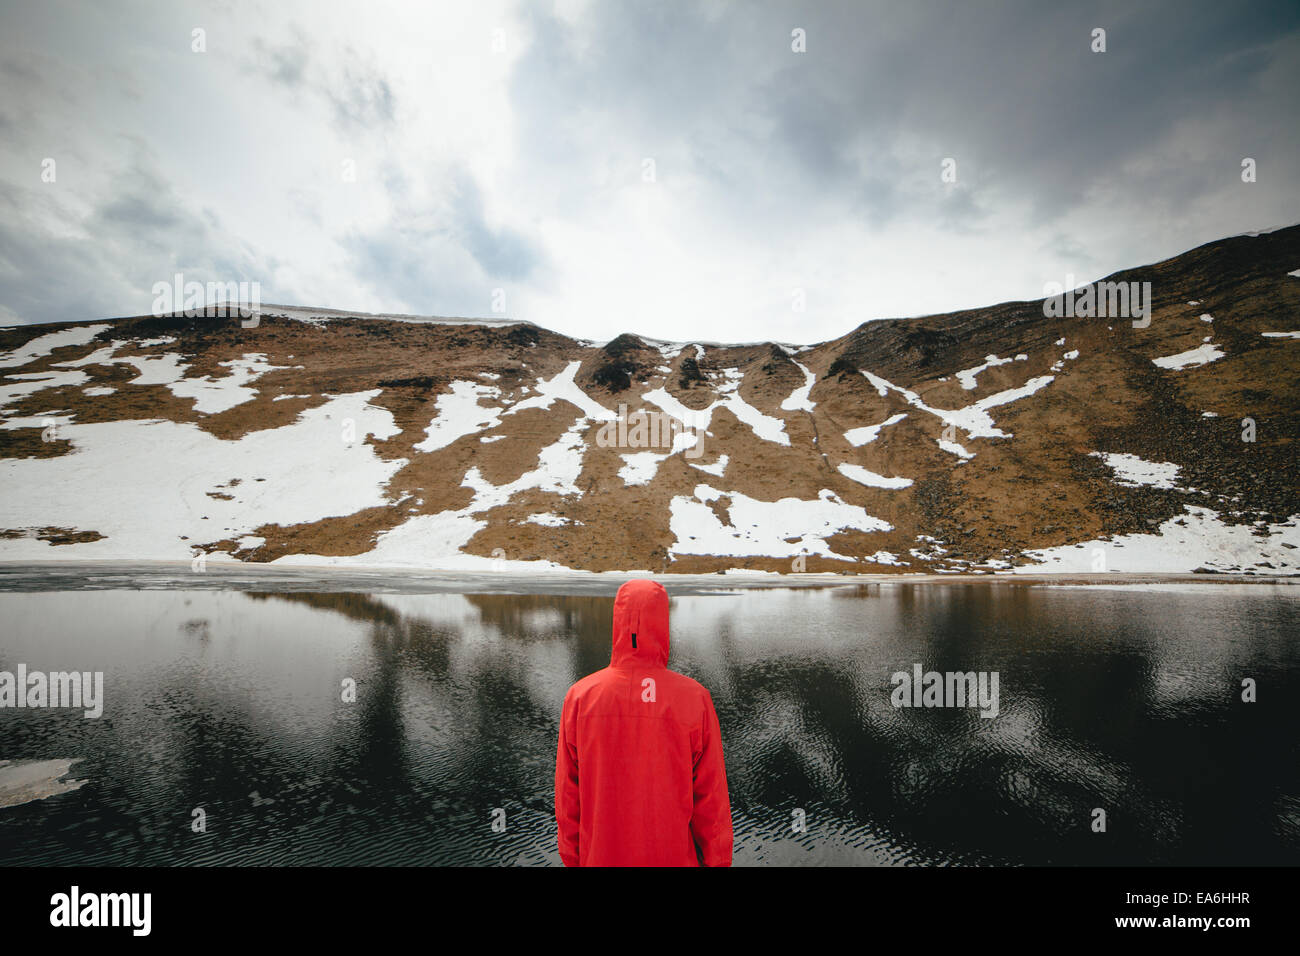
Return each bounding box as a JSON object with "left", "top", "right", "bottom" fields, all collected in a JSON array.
[{"left": 555, "top": 579, "right": 732, "bottom": 867}]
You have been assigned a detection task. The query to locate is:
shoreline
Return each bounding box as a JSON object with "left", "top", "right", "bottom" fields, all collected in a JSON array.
[{"left": 0, "top": 560, "right": 1295, "bottom": 594}]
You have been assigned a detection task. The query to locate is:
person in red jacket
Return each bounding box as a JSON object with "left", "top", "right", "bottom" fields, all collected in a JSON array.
[{"left": 555, "top": 578, "right": 732, "bottom": 867}]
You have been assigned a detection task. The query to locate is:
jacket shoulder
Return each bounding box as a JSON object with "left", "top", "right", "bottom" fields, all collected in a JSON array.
[
  {"left": 564, "top": 666, "right": 614, "bottom": 699},
  {"left": 658, "top": 669, "right": 713, "bottom": 698}
]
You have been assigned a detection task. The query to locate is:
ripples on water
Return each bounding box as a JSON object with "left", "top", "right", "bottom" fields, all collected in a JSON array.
[{"left": 0, "top": 582, "right": 1296, "bottom": 866}]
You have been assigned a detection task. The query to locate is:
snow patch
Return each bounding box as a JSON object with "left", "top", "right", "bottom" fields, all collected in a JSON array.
[
  {"left": 938, "top": 438, "right": 974, "bottom": 460},
  {"left": 1015, "top": 508, "right": 1300, "bottom": 574},
  {"left": 845, "top": 412, "right": 907, "bottom": 447},
  {"left": 837, "top": 463, "right": 913, "bottom": 489},
  {"left": 416, "top": 381, "right": 505, "bottom": 452},
  {"left": 955, "top": 353, "right": 1024, "bottom": 390},
  {"left": 0, "top": 370, "right": 90, "bottom": 413},
  {"left": 508, "top": 361, "right": 616, "bottom": 421},
  {"left": 780, "top": 360, "right": 817, "bottom": 411},
  {"left": 124, "top": 352, "right": 190, "bottom": 386},
  {"left": 524, "top": 513, "right": 575, "bottom": 527},
  {"left": 863, "top": 550, "right": 905, "bottom": 566},
  {"left": 644, "top": 368, "right": 790, "bottom": 447},
  {"left": 668, "top": 485, "right": 891, "bottom": 559},
  {"left": 288, "top": 421, "right": 596, "bottom": 573},
  {"left": 53, "top": 340, "right": 192, "bottom": 387},
  {"left": 1091, "top": 452, "right": 1181, "bottom": 490},
  {"left": 690, "top": 454, "right": 728, "bottom": 477},
  {"left": 619, "top": 451, "right": 670, "bottom": 486},
  {"left": 862, "top": 369, "right": 1054, "bottom": 442},
  {"left": 463, "top": 420, "right": 589, "bottom": 507},
  {"left": 0, "top": 390, "right": 406, "bottom": 561},
  {"left": 0, "top": 325, "right": 110, "bottom": 369},
  {"left": 1050, "top": 348, "right": 1080, "bottom": 372},
  {"left": 1152, "top": 343, "right": 1225, "bottom": 370},
  {"left": 716, "top": 368, "right": 790, "bottom": 444},
  {"left": 169, "top": 353, "right": 286, "bottom": 414}
]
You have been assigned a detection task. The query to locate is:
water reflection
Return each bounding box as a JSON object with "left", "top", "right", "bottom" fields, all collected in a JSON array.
[{"left": 0, "top": 584, "right": 1296, "bottom": 865}]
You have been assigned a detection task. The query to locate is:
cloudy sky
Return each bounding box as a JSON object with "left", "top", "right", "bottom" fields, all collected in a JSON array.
[{"left": 1, "top": 0, "right": 1297, "bottom": 344}]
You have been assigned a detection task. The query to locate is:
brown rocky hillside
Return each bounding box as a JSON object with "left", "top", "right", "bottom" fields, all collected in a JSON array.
[{"left": 1, "top": 227, "right": 1297, "bottom": 575}]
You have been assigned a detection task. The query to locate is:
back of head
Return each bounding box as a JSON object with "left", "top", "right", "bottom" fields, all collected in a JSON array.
[{"left": 610, "top": 579, "right": 670, "bottom": 668}]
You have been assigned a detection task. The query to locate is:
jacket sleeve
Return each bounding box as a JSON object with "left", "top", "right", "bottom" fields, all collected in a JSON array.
[
  {"left": 555, "top": 688, "right": 581, "bottom": 867},
  {"left": 690, "top": 690, "right": 733, "bottom": 867}
]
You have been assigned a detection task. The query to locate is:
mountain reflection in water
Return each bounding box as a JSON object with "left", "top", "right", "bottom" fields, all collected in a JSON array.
[{"left": 0, "top": 582, "right": 1296, "bottom": 866}]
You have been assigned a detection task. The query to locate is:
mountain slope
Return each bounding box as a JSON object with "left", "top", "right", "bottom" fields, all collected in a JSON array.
[{"left": 1, "top": 227, "right": 1298, "bottom": 574}]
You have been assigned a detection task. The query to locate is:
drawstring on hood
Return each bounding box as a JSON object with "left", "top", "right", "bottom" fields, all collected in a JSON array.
[{"left": 610, "top": 579, "right": 670, "bottom": 668}]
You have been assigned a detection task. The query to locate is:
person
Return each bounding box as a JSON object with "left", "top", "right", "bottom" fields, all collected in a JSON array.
[{"left": 554, "top": 578, "right": 732, "bottom": 867}]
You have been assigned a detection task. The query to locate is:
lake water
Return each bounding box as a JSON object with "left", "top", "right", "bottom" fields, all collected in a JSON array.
[{"left": 1, "top": 572, "right": 1297, "bottom": 866}]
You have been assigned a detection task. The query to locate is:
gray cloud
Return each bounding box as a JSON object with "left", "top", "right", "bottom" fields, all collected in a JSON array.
[
  {"left": 341, "top": 227, "right": 487, "bottom": 319},
  {"left": 511, "top": 0, "right": 1300, "bottom": 232},
  {"left": 327, "top": 57, "right": 395, "bottom": 130},
  {"left": 338, "top": 164, "right": 544, "bottom": 317},
  {"left": 255, "top": 34, "right": 310, "bottom": 88},
  {"left": 248, "top": 30, "right": 396, "bottom": 132},
  {"left": 447, "top": 171, "right": 542, "bottom": 282},
  {"left": 0, "top": 152, "right": 277, "bottom": 325},
  {"left": 0, "top": 0, "right": 1298, "bottom": 335}
]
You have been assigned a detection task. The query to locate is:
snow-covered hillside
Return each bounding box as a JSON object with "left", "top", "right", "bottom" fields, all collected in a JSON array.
[{"left": 2, "top": 227, "right": 1298, "bottom": 575}]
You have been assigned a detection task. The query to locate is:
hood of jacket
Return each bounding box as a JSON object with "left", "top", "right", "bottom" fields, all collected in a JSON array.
[{"left": 610, "top": 579, "right": 670, "bottom": 668}]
